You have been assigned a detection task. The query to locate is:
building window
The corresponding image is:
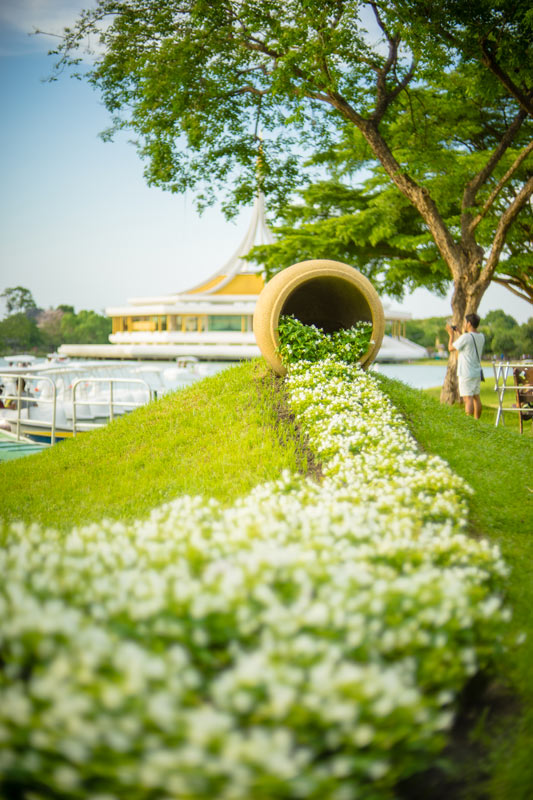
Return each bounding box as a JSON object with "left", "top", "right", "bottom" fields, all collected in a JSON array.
[
  {"left": 184, "top": 316, "right": 199, "bottom": 332},
  {"left": 208, "top": 315, "right": 243, "bottom": 332},
  {"left": 132, "top": 316, "right": 156, "bottom": 331}
]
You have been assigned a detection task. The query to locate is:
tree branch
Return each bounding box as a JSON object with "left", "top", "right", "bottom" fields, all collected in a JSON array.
[
  {"left": 480, "top": 40, "right": 533, "bottom": 117},
  {"left": 481, "top": 175, "right": 533, "bottom": 281},
  {"left": 227, "top": 85, "right": 269, "bottom": 97},
  {"left": 469, "top": 138, "right": 533, "bottom": 233},
  {"left": 372, "top": 58, "right": 417, "bottom": 124},
  {"left": 368, "top": 1, "right": 389, "bottom": 38},
  {"left": 491, "top": 275, "right": 533, "bottom": 304},
  {"left": 462, "top": 108, "right": 527, "bottom": 212},
  {"left": 320, "top": 90, "right": 462, "bottom": 273}
]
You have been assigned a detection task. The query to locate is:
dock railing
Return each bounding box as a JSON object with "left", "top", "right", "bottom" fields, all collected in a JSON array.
[
  {"left": 1, "top": 373, "right": 153, "bottom": 444},
  {"left": 71, "top": 377, "right": 153, "bottom": 435},
  {"left": 0, "top": 373, "right": 58, "bottom": 445}
]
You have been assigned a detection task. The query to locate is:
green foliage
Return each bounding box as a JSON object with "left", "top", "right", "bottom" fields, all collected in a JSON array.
[
  {"left": 51, "top": 0, "right": 532, "bottom": 347},
  {"left": 0, "top": 286, "right": 37, "bottom": 316},
  {"left": 0, "top": 313, "right": 41, "bottom": 353},
  {"left": 250, "top": 181, "right": 451, "bottom": 299},
  {"left": 404, "top": 317, "right": 449, "bottom": 351},
  {"left": 491, "top": 328, "right": 519, "bottom": 358},
  {"left": 479, "top": 310, "right": 533, "bottom": 358},
  {"left": 492, "top": 200, "right": 533, "bottom": 304},
  {"left": 276, "top": 315, "right": 373, "bottom": 365},
  {"left": 60, "top": 309, "right": 111, "bottom": 345},
  {"left": 398, "top": 0, "right": 533, "bottom": 115},
  {"left": 249, "top": 60, "right": 531, "bottom": 301},
  {"left": 483, "top": 309, "right": 518, "bottom": 330},
  {"left": 52, "top": 1, "right": 531, "bottom": 212},
  {"left": 0, "top": 287, "right": 112, "bottom": 354},
  {"left": 519, "top": 318, "right": 533, "bottom": 356}
]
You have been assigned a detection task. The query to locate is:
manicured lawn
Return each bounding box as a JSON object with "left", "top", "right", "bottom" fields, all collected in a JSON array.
[
  {"left": 379, "top": 374, "right": 533, "bottom": 800},
  {"left": 424, "top": 374, "right": 532, "bottom": 434}
]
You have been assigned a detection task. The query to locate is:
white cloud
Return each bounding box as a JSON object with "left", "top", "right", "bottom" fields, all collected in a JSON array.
[{"left": 0, "top": 1, "right": 92, "bottom": 38}]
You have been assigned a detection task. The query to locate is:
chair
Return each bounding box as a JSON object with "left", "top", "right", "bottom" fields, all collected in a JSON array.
[{"left": 513, "top": 366, "right": 533, "bottom": 434}]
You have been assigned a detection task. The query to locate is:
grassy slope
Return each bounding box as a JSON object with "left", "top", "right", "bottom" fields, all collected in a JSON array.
[
  {"left": 1, "top": 361, "right": 532, "bottom": 797},
  {"left": 425, "top": 374, "right": 529, "bottom": 432},
  {"left": 0, "top": 361, "right": 308, "bottom": 529},
  {"left": 378, "top": 375, "right": 533, "bottom": 800}
]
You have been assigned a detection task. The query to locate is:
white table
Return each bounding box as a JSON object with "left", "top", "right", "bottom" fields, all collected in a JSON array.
[{"left": 492, "top": 361, "right": 533, "bottom": 428}]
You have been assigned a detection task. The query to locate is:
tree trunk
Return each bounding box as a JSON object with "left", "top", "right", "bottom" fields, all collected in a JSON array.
[{"left": 440, "top": 285, "right": 465, "bottom": 405}]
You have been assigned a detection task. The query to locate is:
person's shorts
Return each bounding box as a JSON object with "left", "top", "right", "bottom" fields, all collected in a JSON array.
[{"left": 459, "top": 375, "right": 481, "bottom": 397}]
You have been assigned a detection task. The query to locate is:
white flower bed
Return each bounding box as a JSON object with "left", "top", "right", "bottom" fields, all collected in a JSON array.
[{"left": 0, "top": 358, "right": 509, "bottom": 799}]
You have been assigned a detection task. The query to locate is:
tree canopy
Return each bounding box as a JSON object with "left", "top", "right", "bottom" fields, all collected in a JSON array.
[
  {"left": 1, "top": 287, "right": 37, "bottom": 316},
  {"left": 51, "top": 0, "right": 533, "bottom": 401},
  {"left": 0, "top": 288, "right": 111, "bottom": 355}
]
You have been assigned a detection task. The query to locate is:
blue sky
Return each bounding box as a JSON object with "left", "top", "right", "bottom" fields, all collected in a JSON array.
[{"left": 0, "top": 1, "right": 531, "bottom": 324}]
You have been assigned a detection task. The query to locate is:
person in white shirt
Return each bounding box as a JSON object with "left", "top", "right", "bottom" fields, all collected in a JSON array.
[{"left": 446, "top": 313, "right": 485, "bottom": 419}]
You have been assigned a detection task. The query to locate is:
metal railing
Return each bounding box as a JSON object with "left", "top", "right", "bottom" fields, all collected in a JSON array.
[
  {"left": 0, "top": 373, "right": 58, "bottom": 445},
  {"left": 1, "top": 373, "right": 153, "bottom": 444},
  {"left": 71, "top": 377, "right": 153, "bottom": 435},
  {"left": 492, "top": 361, "right": 533, "bottom": 428}
]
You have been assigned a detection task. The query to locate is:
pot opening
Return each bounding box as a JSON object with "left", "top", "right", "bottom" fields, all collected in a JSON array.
[{"left": 280, "top": 276, "right": 373, "bottom": 334}]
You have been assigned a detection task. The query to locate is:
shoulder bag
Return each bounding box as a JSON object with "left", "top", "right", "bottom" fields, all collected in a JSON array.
[{"left": 470, "top": 334, "right": 485, "bottom": 382}]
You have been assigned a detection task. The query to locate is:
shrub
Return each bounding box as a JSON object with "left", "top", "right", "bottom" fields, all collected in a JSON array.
[{"left": 277, "top": 315, "right": 373, "bottom": 365}]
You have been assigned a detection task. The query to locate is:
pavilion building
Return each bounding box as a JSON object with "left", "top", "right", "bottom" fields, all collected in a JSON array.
[{"left": 59, "top": 193, "right": 426, "bottom": 362}]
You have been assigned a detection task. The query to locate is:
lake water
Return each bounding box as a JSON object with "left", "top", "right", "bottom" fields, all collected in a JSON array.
[
  {"left": 0, "top": 357, "right": 448, "bottom": 391},
  {"left": 371, "top": 363, "right": 448, "bottom": 389}
]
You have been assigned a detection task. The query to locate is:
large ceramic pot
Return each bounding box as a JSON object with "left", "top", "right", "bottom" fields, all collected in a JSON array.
[{"left": 253, "top": 259, "right": 385, "bottom": 375}]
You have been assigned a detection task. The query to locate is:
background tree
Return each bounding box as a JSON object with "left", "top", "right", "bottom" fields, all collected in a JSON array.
[
  {"left": 52, "top": 0, "right": 533, "bottom": 402},
  {"left": 518, "top": 317, "right": 533, "bottom": 356},
  {"left": 37, "top": 308, "right": 66, "bottom": 352},
  {"left": 0, "top": 314, "right": 42, "bottom": 354},
  {"left": 479, "top": 309, "right": 530, "bottom": 359},
  {"left": 60, "top": 310, "right": 111, "bottom": 345},
  {"left": 0, "top": 287, "right": 112, "bottom": 354},
  {"left": 403, "top": 317, "right": 449, "bottom": 352},
  {"left": 1, "top": 287, "right": 37, "bottom": 316}
]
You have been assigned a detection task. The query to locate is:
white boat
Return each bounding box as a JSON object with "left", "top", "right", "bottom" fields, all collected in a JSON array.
[
  {"left": 4, "top": 354, "right": 37, "bottom": 367},
  {"left": 0, "top": 363, "right": 160, "bottom": 445},
  {"left": 375, "top": 334, "right": 429, "bottom": 362}
]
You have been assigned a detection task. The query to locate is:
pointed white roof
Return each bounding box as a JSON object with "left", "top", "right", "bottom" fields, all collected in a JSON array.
[{"left": 185, "top": 192, "right": 273, "bottom": 295}]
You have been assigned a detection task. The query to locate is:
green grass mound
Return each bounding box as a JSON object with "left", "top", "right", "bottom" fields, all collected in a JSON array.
[{"left": 0, "top": 361, "right": 310, "bottom": 529}]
